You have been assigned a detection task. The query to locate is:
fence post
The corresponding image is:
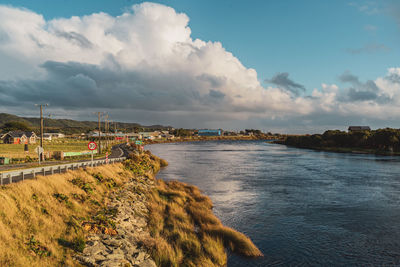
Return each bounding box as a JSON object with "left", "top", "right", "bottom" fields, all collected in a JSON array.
[
  {"left": 8, "top": 174, "right": 12, "bottom": 184},
  {"left": 42, "top": 168, "right": 45, "bottom": 176},
  {"left": 51, "top": 167, "right": 53, "bottom": 175},
  {"left": 0, "top": 173, "right": 3, "bottom": 186},
  {"left": 21, "top": 171, "right": 24, "bottom": 181},
  {"left": 32, "top": 170, "right": 35, "bottom": 179}
]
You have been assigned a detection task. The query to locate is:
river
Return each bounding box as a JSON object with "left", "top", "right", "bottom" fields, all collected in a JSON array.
[{"left": 148, "top": 140, "right": 400, "bottom": 266}]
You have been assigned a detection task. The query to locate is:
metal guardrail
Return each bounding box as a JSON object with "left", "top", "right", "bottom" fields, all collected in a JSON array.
[{"left": 0, "top": 157, "right": 126, "bottom": 185}]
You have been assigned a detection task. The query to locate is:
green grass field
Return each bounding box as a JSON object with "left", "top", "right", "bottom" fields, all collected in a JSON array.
[{"left": 0, "top": 139, "right": 91, "bottom": 158}]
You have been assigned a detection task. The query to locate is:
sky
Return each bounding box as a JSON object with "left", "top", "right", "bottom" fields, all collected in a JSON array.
[{"left": 0, "top": 0, "right": 399, "bottom": 133}]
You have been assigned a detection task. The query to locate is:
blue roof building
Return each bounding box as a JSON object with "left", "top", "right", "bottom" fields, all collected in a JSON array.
[{"left": 198, "top": 129, "right": 222, "bottom": 136}]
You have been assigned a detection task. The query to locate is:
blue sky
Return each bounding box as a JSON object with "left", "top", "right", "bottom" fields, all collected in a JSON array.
[
  {"left": 1, "top": 0, "right": 398, "bottom": 92},
  {"left": 0, "top": 0, "right": 399, "bottom": 132}
]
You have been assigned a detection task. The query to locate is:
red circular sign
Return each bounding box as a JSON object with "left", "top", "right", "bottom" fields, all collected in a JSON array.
[{"left": 88, "top": 141, "right": 97, "bottom": 151}]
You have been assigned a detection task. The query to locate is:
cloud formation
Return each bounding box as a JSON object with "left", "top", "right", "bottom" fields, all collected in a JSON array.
[
  {"left": 265, "top": 73, "right": 305, "bottom": 96},
  {"left": 0, "top": 3, "right": 399, "bottom": 132}
]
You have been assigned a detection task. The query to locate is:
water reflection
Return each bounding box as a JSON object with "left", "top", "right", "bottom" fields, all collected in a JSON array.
[{"left": 149, "top": 141, "right": 400, "bottom": 266}]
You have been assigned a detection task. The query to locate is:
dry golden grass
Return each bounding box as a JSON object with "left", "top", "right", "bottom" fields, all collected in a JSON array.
[
  {"left": 145, "top": 178, "right": 263, "bottom": 267},
  {"left": 0, "top": 163, "right": 131, "bottom": 266}
]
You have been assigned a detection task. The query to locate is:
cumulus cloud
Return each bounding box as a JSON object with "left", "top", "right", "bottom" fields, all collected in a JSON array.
[
  {"left": 0, "top": 2, "right": 400, "bottom": 132},
  {"left": 337, "top": 71, "right": 390, "bottom": 103}
]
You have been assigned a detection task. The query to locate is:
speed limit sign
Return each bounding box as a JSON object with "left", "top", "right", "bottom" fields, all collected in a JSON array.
[{"left": 88, "top": 141, "right": 97, "bottom": 151}]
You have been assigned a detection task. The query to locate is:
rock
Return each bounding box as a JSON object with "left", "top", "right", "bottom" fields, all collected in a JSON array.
[
  {"left": 106, "top": 253, "right": 125, "bottom": 260},
  {"left": 76, "top": 178, "right": 155, "bottom": 267},
  {"left": 102, "top": 239, "right": 122, "bottom": 247},
  {"left": 75, "top": 255, "right": 96, "bottom": 266},
  {"left": 83, "top": 243, "right": 106, "bottom": 255},
  {"left": 94, "top": 254, "right": 107, "bottom": 262},
  {"left": 99, "top": 259, "right": 125, "bottom": 267}
]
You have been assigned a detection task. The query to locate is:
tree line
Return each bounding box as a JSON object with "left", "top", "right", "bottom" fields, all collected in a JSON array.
[{"left": 283, "top": 128, "right": 400, "bottom": 152}]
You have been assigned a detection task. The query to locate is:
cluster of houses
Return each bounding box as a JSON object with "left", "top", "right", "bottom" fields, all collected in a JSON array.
[
  {"left": 1, "top": 131, "right": 38, "bottom": 144},
  {"left": 87, "top": 130, "right": 175, "bottom": 141},
  {"left": 0, "top": 131, "right": 67, "bottom": 144}
]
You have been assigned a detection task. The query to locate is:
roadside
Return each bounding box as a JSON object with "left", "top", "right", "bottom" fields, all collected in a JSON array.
[{"left": 0, "top": 143, "right": 126, "bottom": 173}]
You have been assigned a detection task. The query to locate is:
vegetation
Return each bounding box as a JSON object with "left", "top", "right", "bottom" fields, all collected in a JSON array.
[
  {"left": 143, "top": 179, "right": 263, "bottom": 267},
  {"left": 0, "top": 112, "right": 171, "bottom": 134},
  {"left": 0, "top": 163, "right": 131, "bottom": 266},
  {"left": 0, "top": 121, "right": 32, "bottom": 132},
  {"left": 281, "top": 128, "right": 400, "bottom": 154},
  {"left": 0, "top": 139, "right": 95, "bottom": 159},
  {"left": 0, "top": 147, "right": 262, "bottom": 266}
]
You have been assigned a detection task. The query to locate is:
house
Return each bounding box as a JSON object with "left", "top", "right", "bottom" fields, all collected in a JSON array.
[
  {"left": 1, "top": 131, "right": 37, "bottom": 144},
  {"left": 348, "top": 126, "right": 371, "bottom": 132},
  {"left": 198, "top": 129, "right": 222, "bottom": 136},
  {"left": 43, "top": 133, "right": 66, "bottom": 141},
  {"left": 139, "top": 131, "right": 162, "bottom": 140}
]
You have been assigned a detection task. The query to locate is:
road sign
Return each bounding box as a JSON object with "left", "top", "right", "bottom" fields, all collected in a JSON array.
[
  {"left": 135, "top": 140, "right": 143, "bottom": 145},
  {"left": 88, "top": 141, "right": 97, "bottom": 151},
  {"left": 106, "top": 152, "right": 109, "bottom": 164}
]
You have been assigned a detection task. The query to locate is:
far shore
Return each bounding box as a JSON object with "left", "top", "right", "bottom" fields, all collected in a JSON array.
[
  {"left": 274, "top": 140, "right": 400, "bottom": 156},
  {"left": 142, "top": 135, "right": 280, "bottom": 146}
]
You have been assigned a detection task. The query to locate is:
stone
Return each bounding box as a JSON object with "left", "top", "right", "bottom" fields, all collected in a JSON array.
[
  {"left": 99, "top": 259, "right": 124, "bottom": 267},
  {"left": 106, "top": 252, "right": 125, "bottom": 260},
  {"left": 83, "top": 243, "right": 106, "bottom": 255},
  {"left": 75, "top": 179, "right": 155, "bottom": 267}
]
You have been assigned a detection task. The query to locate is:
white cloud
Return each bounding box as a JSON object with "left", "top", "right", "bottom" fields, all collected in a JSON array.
[{"left": 0, "top": 2, "right": 399, "bottom": 132}]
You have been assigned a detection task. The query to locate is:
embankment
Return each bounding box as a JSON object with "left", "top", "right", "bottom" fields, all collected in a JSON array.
[
  {"left": 0, "top": 149, "right": 262, "bottom": 266},
  {"left": 143, "top": 135, "right": 277, "bottom": 145}
]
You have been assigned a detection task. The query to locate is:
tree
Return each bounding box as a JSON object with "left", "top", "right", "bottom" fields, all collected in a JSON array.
[{"left": 1, "top": 121, "right": 32, "bottom": 132}]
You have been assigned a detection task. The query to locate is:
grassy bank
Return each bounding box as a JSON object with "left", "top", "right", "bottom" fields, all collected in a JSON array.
[
  {"left": 0, "top": 149, "right": 262, "bottom": 266},
  {"left": 143, "top": 177, "right": 263, "bottom": 266},
  {"left": 0, "top": 163, "right": 134, "bottom": 266}
]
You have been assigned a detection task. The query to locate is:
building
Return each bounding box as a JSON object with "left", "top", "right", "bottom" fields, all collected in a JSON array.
[
  {"left": 1, "top": 131, "right": 37, "bottom": 144},
  {"left": 43, "top": 133, "right": 66, "bottom": 141},
  {"left": 198, "top": 129, "right": 222, "bottom": 136},
  {"left": 139, "top": 131, "right": 162, "bottom": 140},
  {"left": 348, "top": 126, "right": 371, "bottom": 132}
]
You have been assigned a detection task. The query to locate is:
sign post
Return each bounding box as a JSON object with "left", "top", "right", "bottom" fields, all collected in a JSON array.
[
  {"left": 35, "top": 146, "right": 44, "bottom": 165},
  {"left": 88, "top": 141, "right": 97, "bottom": 167}
]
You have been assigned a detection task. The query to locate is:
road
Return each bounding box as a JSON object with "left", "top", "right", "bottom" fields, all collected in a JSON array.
[{"left": 0, "top": 143, "right": 130, "bottom": 173}]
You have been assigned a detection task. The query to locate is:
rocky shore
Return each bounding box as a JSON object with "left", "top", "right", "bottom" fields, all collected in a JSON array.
[{"left": 75, "top": 168, "right": 157, "bottom": 267}]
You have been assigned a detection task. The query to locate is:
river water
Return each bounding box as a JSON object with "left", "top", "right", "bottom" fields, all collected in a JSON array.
[{"left": 148, "top": 140, "right": 400, "bottom": 266}]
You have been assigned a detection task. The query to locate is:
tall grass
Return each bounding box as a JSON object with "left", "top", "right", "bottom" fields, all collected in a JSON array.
[
  {"left": 144, "top": 178, "right": 263, "bottom": 267},
  {"left": 0, "top": 163, "right": 131, "bottom": 266}
]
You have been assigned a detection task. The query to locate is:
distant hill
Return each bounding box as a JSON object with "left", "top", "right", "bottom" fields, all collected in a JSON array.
[{"left": 0, "top": 113, "right": 173, "bottom": 134}]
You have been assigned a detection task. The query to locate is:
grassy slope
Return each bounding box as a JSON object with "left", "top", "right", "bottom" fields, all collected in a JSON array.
[
  {"left": 138, "top": 153, "right": 263, "bottom": 267},
  {"left": 0, "top": 151, "right": 262, "bottom": 267},
  {"left": 0, "top": 163, "right": 132, "bottom": 266}
]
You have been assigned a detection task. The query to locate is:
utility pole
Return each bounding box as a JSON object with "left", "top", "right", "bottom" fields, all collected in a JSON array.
[
  {"left": 104, "top": 114, "right": 109, "bottom": 150},
  {"left": 35, "top": 104, "right": 48, "bottom": 161},
  {"left": 94, "top": 112, "right": 103, "bottom": 154}
]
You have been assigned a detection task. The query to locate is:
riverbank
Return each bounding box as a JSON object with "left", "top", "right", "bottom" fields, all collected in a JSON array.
[
  {"left": 274, "top": 140, "right": 400, "bottom": 156},
  {"left": 143, "top": 134, "right": 279, "bottom": 146},
  {"left": 0, "top": 147, "right": 262, "bottom": 266}
]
